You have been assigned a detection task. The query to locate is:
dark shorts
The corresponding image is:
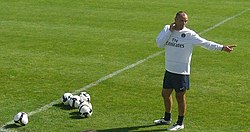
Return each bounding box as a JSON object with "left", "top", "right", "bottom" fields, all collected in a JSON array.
[{"left": 163, "top": 70, "right": 190, "bottom": 92}]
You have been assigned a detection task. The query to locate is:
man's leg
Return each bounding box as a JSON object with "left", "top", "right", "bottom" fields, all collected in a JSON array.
[
  {"left": 167, "top": 90, "right": 186, "bottom": 131},
  {"left": 162, "top": 88, "right": 173, "bottom": 114},
  {"left": 154, "top": 88, "right": 173, "bottom": 125},
  {"left": 175, "top": 90, "right": 186, "bottom": 124}
]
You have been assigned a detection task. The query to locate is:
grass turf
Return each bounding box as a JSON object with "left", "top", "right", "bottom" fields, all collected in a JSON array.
[{"left": 0, "top": 0, "right": 249, "bottom": 131}]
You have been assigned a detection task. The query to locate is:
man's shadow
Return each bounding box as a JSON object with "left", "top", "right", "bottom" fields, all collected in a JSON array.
[
  {"left": 96, "top": 124, "right": 167, "bottom": 132},
  {"left": 53, "top": 103, "right": 167, "bottom": 131}
]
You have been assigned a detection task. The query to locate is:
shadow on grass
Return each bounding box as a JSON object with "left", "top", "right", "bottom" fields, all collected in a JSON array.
[
  {"left": 53, "top": 103, "right": 87, "bottom": 119},
  {"left": 52, "top": 103, "right": 165, "bottom": 131},
  {"left": 4, "top": 123, "right": 22, "bottom": 129},
  {"left": 69, "top": 111, "right": 85, "bottom": 119},
  {"left": 96, "top": 124, "right": 167, "bottom": 132},
  {"left": 53, "top": 103, "right": 71, "bottom": 110}
]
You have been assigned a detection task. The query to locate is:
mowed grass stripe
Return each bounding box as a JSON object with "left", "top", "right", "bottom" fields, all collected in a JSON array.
[{"left": 1, "top": 6, "right": 249, "bottom": 132}]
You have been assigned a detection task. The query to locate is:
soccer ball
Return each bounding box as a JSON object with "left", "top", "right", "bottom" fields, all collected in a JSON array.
[
  {"left": 68, "top": 95, "right": 82, "bottom": 108},
  {"left": 79, "top": 92, "right": 91, "bottom": 102},
  {"left": 61, "top": 93, "right": 73, "bottom": 105},
  {"left": 79, "top": 102, "right": 93, "bottom": 118},
  {"left": 14, "top": 112, "right": 28, "bottom": 126},
  {"left": 79, "top": 101, "right": 92, "bottom": 109}
]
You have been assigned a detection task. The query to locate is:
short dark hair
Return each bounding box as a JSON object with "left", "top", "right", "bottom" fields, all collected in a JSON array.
[{"left": 175, "top": 11, "right": 187, "bottom": 18}]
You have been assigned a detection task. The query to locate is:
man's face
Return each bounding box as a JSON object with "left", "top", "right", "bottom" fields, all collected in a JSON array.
[{"left": 175, "top": 13, "right": 188, "bottom": 30}]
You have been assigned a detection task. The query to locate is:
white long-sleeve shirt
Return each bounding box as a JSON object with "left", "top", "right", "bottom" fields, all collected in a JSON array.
[{"left": 156, "top": 25, "right": 223, "bottom": 75}]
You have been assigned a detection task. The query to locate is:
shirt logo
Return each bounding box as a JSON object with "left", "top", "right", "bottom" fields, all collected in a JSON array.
[
  {"left": 166, "top": 38, "right": 184, "bottom": 48},
  {"left": 181, "top": 33, "right": 186, "bottom": 38}
]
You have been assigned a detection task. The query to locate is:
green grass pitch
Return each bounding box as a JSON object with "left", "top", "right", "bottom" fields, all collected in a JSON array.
[{"left": 0, "top": 0, "right": 249, "bottom": 131}]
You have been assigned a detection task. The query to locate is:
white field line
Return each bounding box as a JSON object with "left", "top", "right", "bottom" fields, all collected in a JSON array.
[{"left": 1, "top": 7, "right": 249, "bottom": 132}]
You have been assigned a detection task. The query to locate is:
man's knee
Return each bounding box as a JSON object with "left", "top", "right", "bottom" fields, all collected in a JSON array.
[
  {"left": 175, "top": 91, "right": 186, "bottom": 102},
  {"left": 162, "top": 88, "right": 173, "bottom": 99}
]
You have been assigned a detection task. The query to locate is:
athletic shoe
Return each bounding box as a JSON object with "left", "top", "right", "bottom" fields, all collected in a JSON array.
[
  {"left": 167, "top": 123, "right": 184, "bottom": 131},
  {"left": 153, "top": 118, "right": 171, "bottom": 125}
]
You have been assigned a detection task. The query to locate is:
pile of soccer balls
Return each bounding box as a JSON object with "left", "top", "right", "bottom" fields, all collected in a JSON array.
[
  {"left": 13, "top": 91, "right": 92, "bottom": 126},
  {"left": 62, "top": 92, "right": 93, "bottom": 118}
]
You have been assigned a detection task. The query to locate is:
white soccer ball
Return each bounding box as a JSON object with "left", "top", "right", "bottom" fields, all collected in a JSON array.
[
  {"left": 68, "top": 95, "right": 82, "bottom": 108},
  {"left": 79, "top": 101, "right": 92, "bottom": 109},
  {"left": 14, "top": 112, "right": 28, "bottom": 126},
  {"left": 61, "top": 93, "right": 73, "bottom": 105},
  {"left": 79, "top": 92, "right": 91, "bottom": 102},
  {"left": 79, "top": 102, "right": 93, "bottom": 118}
]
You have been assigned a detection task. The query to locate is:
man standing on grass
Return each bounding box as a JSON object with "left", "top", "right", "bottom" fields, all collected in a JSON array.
[{"left": 154, "top": 11, "right": 236, "bottom": 131}]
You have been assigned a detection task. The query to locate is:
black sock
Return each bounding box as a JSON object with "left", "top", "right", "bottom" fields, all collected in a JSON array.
[
  {"left": 177, "top": 115, "right": 184, "bottom": 125},
  {"left": 164, "top": 112, "right": 171, "bottom": 121}
]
